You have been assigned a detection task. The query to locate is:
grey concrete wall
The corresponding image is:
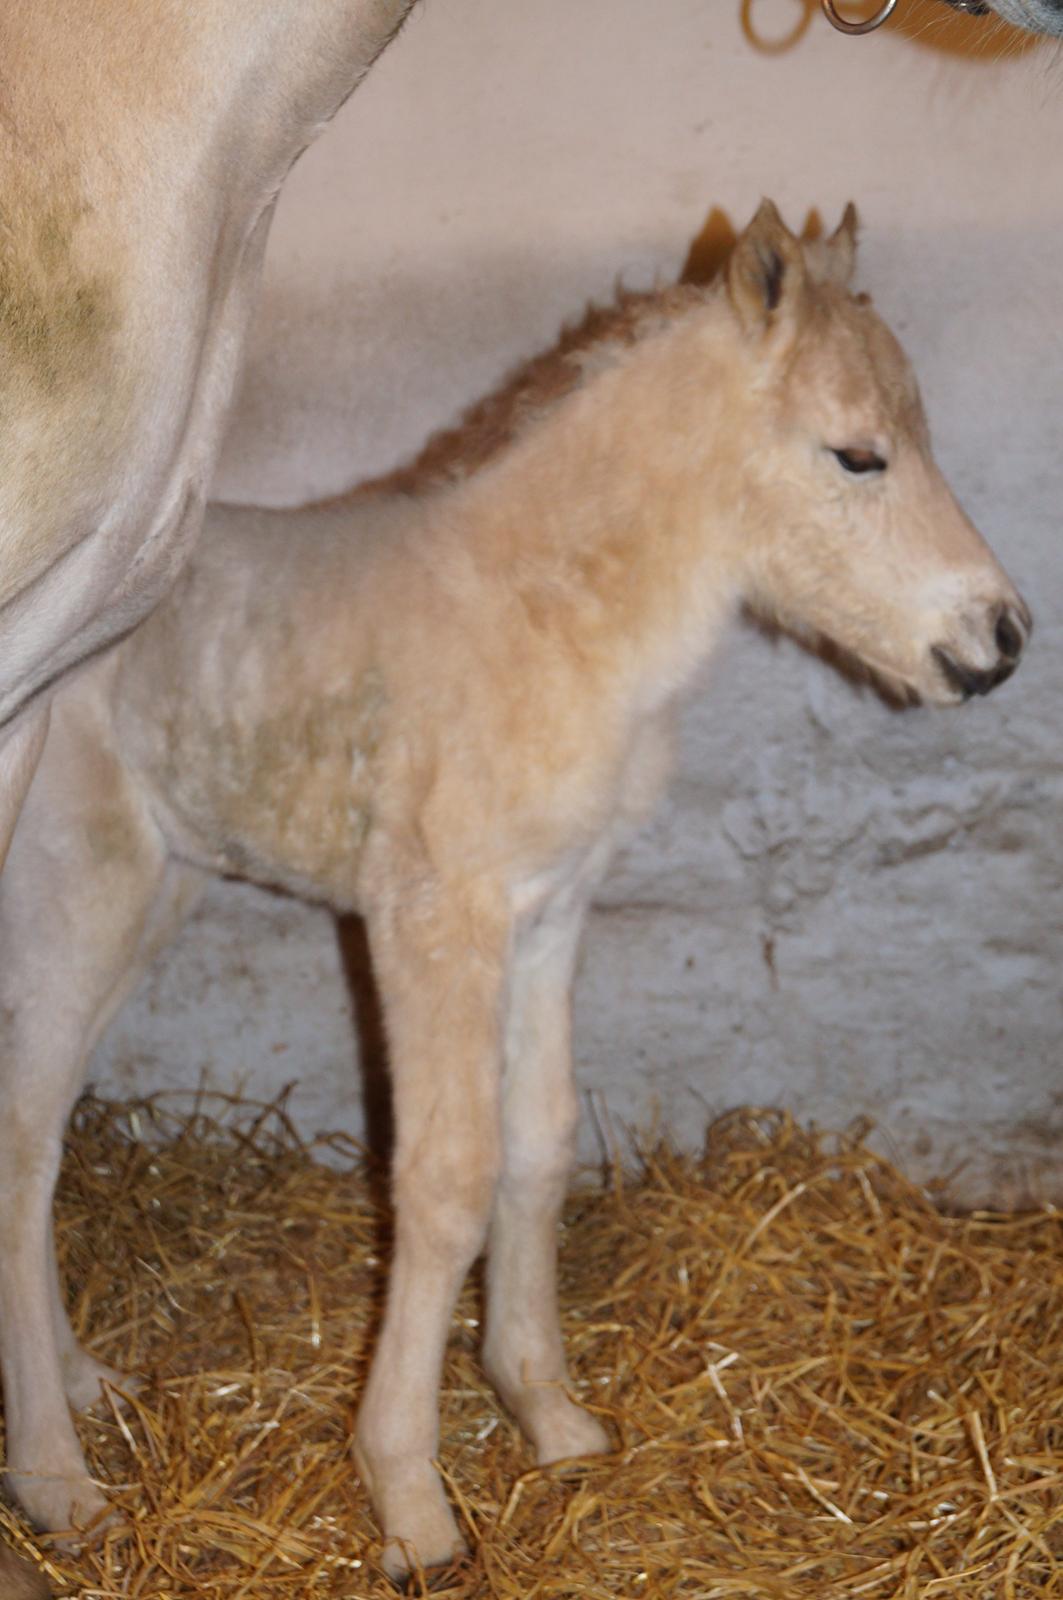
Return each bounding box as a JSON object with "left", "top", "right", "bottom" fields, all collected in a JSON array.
[{"left": 91, "top": 0, "right": 1063, "bottom": 1205}]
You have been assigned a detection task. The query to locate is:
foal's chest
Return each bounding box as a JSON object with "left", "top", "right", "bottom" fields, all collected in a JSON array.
[{"left": 131, "top": 670, "right": 388, "bottom": 907}]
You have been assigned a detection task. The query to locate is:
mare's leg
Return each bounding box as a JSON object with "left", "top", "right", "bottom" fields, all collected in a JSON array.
[
  {"left": 0, "top": 686, "right": 202, "bottom": 1533},
  {"left": 483, "top": 903, "right": 611, "bottom": 1463},
  {"left": 354, "top": 880, "right": 509, "bottom": 1579}
]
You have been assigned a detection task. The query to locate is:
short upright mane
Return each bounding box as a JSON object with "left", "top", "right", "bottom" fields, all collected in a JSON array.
[{"left": 363, "top": 281, "right": 705, "bottom": 497}]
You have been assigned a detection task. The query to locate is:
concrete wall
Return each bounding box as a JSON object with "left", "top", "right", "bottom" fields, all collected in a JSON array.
[{"left": 91, "top": 0, "right": 1063, "bottom": 1205}]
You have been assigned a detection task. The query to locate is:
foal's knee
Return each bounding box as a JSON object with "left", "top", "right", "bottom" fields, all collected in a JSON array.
[{"left": 395, "top": 1133, "right": 501, "bottom": 1265}]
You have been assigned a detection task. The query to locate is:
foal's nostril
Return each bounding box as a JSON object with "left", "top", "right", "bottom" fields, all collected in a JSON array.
[{"left": 994, "top": 608, "right": 1025, "bottom": 662}]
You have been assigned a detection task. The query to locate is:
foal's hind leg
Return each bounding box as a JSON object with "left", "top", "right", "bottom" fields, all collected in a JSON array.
[
  {"left": 483, "top": 901, "right": 610, "bottom": 1465},
  {"left": 0, "top": 688, "right": 201, "bottom": 1534},
  {"left": 48, "top": 1215, "right": 130, "bottom": 1414}
]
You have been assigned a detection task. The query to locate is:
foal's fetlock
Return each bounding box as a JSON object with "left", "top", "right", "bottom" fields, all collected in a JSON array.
[
  {"left": 488, "top": 1363, "right": 611, "bottom": 1466},
  {"left": 484, "top": 1346, "right": 611, "bottom": 1466}
]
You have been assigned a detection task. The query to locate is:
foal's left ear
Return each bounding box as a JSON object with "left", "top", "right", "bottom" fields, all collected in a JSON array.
[
  {"left": 825, "top": 202, "right": 860, "bottom": 287},
  {"left": 727, "top": 199, "right": 807, "bottom": 336}
]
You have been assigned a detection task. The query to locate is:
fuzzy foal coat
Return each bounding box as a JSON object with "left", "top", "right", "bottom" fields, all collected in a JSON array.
[{"left": 0, "top": 206, "right": 1029, "bottom": 1579}]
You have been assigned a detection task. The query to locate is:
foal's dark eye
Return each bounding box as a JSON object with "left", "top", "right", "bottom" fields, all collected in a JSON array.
[{"left": 831, "top": 446, "right": 887, "bottom": 475}]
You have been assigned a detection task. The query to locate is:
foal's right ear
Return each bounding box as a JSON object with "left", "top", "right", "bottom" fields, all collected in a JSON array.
[
  {"left": 825, "top": 202, "right": 859, "bottom": 286},
  {"left": 726, "top": 199, "right": 807, "bottom": 336}
]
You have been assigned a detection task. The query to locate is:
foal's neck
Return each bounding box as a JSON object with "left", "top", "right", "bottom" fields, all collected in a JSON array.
[{"left": 449, "top": 295, "right": 751, "bottom": 715}]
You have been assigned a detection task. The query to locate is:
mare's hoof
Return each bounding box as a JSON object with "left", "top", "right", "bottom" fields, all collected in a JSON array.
[{"left": 0, "top": 1539, "right": 54, "bottom": 1599}]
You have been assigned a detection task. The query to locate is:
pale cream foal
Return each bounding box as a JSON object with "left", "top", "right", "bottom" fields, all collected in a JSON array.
[{"left": 0, "top": 204, "right": 1029, "bottom": 1580}]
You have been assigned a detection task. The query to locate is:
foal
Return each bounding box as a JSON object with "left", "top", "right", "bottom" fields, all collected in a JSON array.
[{"left": 0, "top": 202, "right": 1029, "bottom": 1578}]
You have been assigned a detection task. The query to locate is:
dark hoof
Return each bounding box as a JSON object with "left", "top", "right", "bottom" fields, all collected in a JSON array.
[{"left": 0, "top": 1540, "right": 54, "bottom": 1599}]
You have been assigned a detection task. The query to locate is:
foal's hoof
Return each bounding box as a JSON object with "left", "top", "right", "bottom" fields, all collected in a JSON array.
[
  {"left": 536, "top": 1408, "right": 612, "bottom": 1468},
  {"left": 380, "top": 1534, "right": 470, "bottom": 1590},
  {"left": 355, "top": 1437, "right": 468, "bottom": 1588},
  {"left": 8, "top": 1470, "right": 110, "bottom": 1544},
  {"left": 389, "top": 1549, "right": 475, "bottom": 1594}
]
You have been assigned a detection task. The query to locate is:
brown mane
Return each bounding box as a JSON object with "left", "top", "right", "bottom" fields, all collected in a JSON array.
[{"left": 360, "top": 280, "right": 705, "bottom": 497}]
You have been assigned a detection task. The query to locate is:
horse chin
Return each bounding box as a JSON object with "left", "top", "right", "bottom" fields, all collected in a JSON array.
[
  {"left": 809, "top": 631, "right": 923, "bottom": 709},
  {"left": 886, "top": 675, "right": 924, "bottom": 709},
  {"left": 852, "top": 660, "right": 923, "bottom": 710},
  {"left": 742, "top": 607, "right": 925, "bottom": 708},
  {"left": 914, "top": 679, "right": 962, "bottom": 710}
]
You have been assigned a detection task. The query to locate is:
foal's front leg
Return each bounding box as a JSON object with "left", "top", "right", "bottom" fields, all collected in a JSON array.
[
  {"left": 354, "top": 882, "right": 509, "bottom": 1579},
  {"left": 483, "top": 903, "right": 611, "bottom": 1465}
]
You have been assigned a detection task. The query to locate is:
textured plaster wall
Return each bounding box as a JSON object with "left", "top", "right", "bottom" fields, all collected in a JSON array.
[{"left": 90, "top": 0, "right": 1063, "bottom": 1204}]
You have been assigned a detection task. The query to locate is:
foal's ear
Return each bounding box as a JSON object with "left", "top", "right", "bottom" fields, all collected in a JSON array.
[
  {"left": 825, "top": 202, "right": 860, "bottom": 286},
  {"left": 726, "top": 199, "right": 807, "bottom": 335}
]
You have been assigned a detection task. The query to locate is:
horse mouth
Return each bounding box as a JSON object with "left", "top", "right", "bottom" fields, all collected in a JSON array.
[
  {"left": 812, "top": 631, "right": 923, "bottom": 709},
  {"left": 931, "top": 645, "right": 1018, "bottom": 702}
]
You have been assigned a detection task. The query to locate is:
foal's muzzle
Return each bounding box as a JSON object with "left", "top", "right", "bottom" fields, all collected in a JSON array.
[{"left": 931, "top": 601, "right": 1031, "bottom": 701}]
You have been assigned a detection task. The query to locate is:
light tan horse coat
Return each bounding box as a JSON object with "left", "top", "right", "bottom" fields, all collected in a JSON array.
[{"left": 0, "top": 204, "right": 1029, "bottom": 1579}]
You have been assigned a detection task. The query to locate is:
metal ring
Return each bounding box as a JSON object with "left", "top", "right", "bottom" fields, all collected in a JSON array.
[{"left": 821, "top": 0, "right": 899, "bottom": 33}]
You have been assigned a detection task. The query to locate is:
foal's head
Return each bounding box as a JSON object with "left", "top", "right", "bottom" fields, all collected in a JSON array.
[{"left": 727, "top": 201, "right": 1029, "bottom": 706}]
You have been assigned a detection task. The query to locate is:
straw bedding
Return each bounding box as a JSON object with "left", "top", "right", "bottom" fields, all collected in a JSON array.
[{"left": 2, "top": 1094, "right": 1060, "bottom": 1598}]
